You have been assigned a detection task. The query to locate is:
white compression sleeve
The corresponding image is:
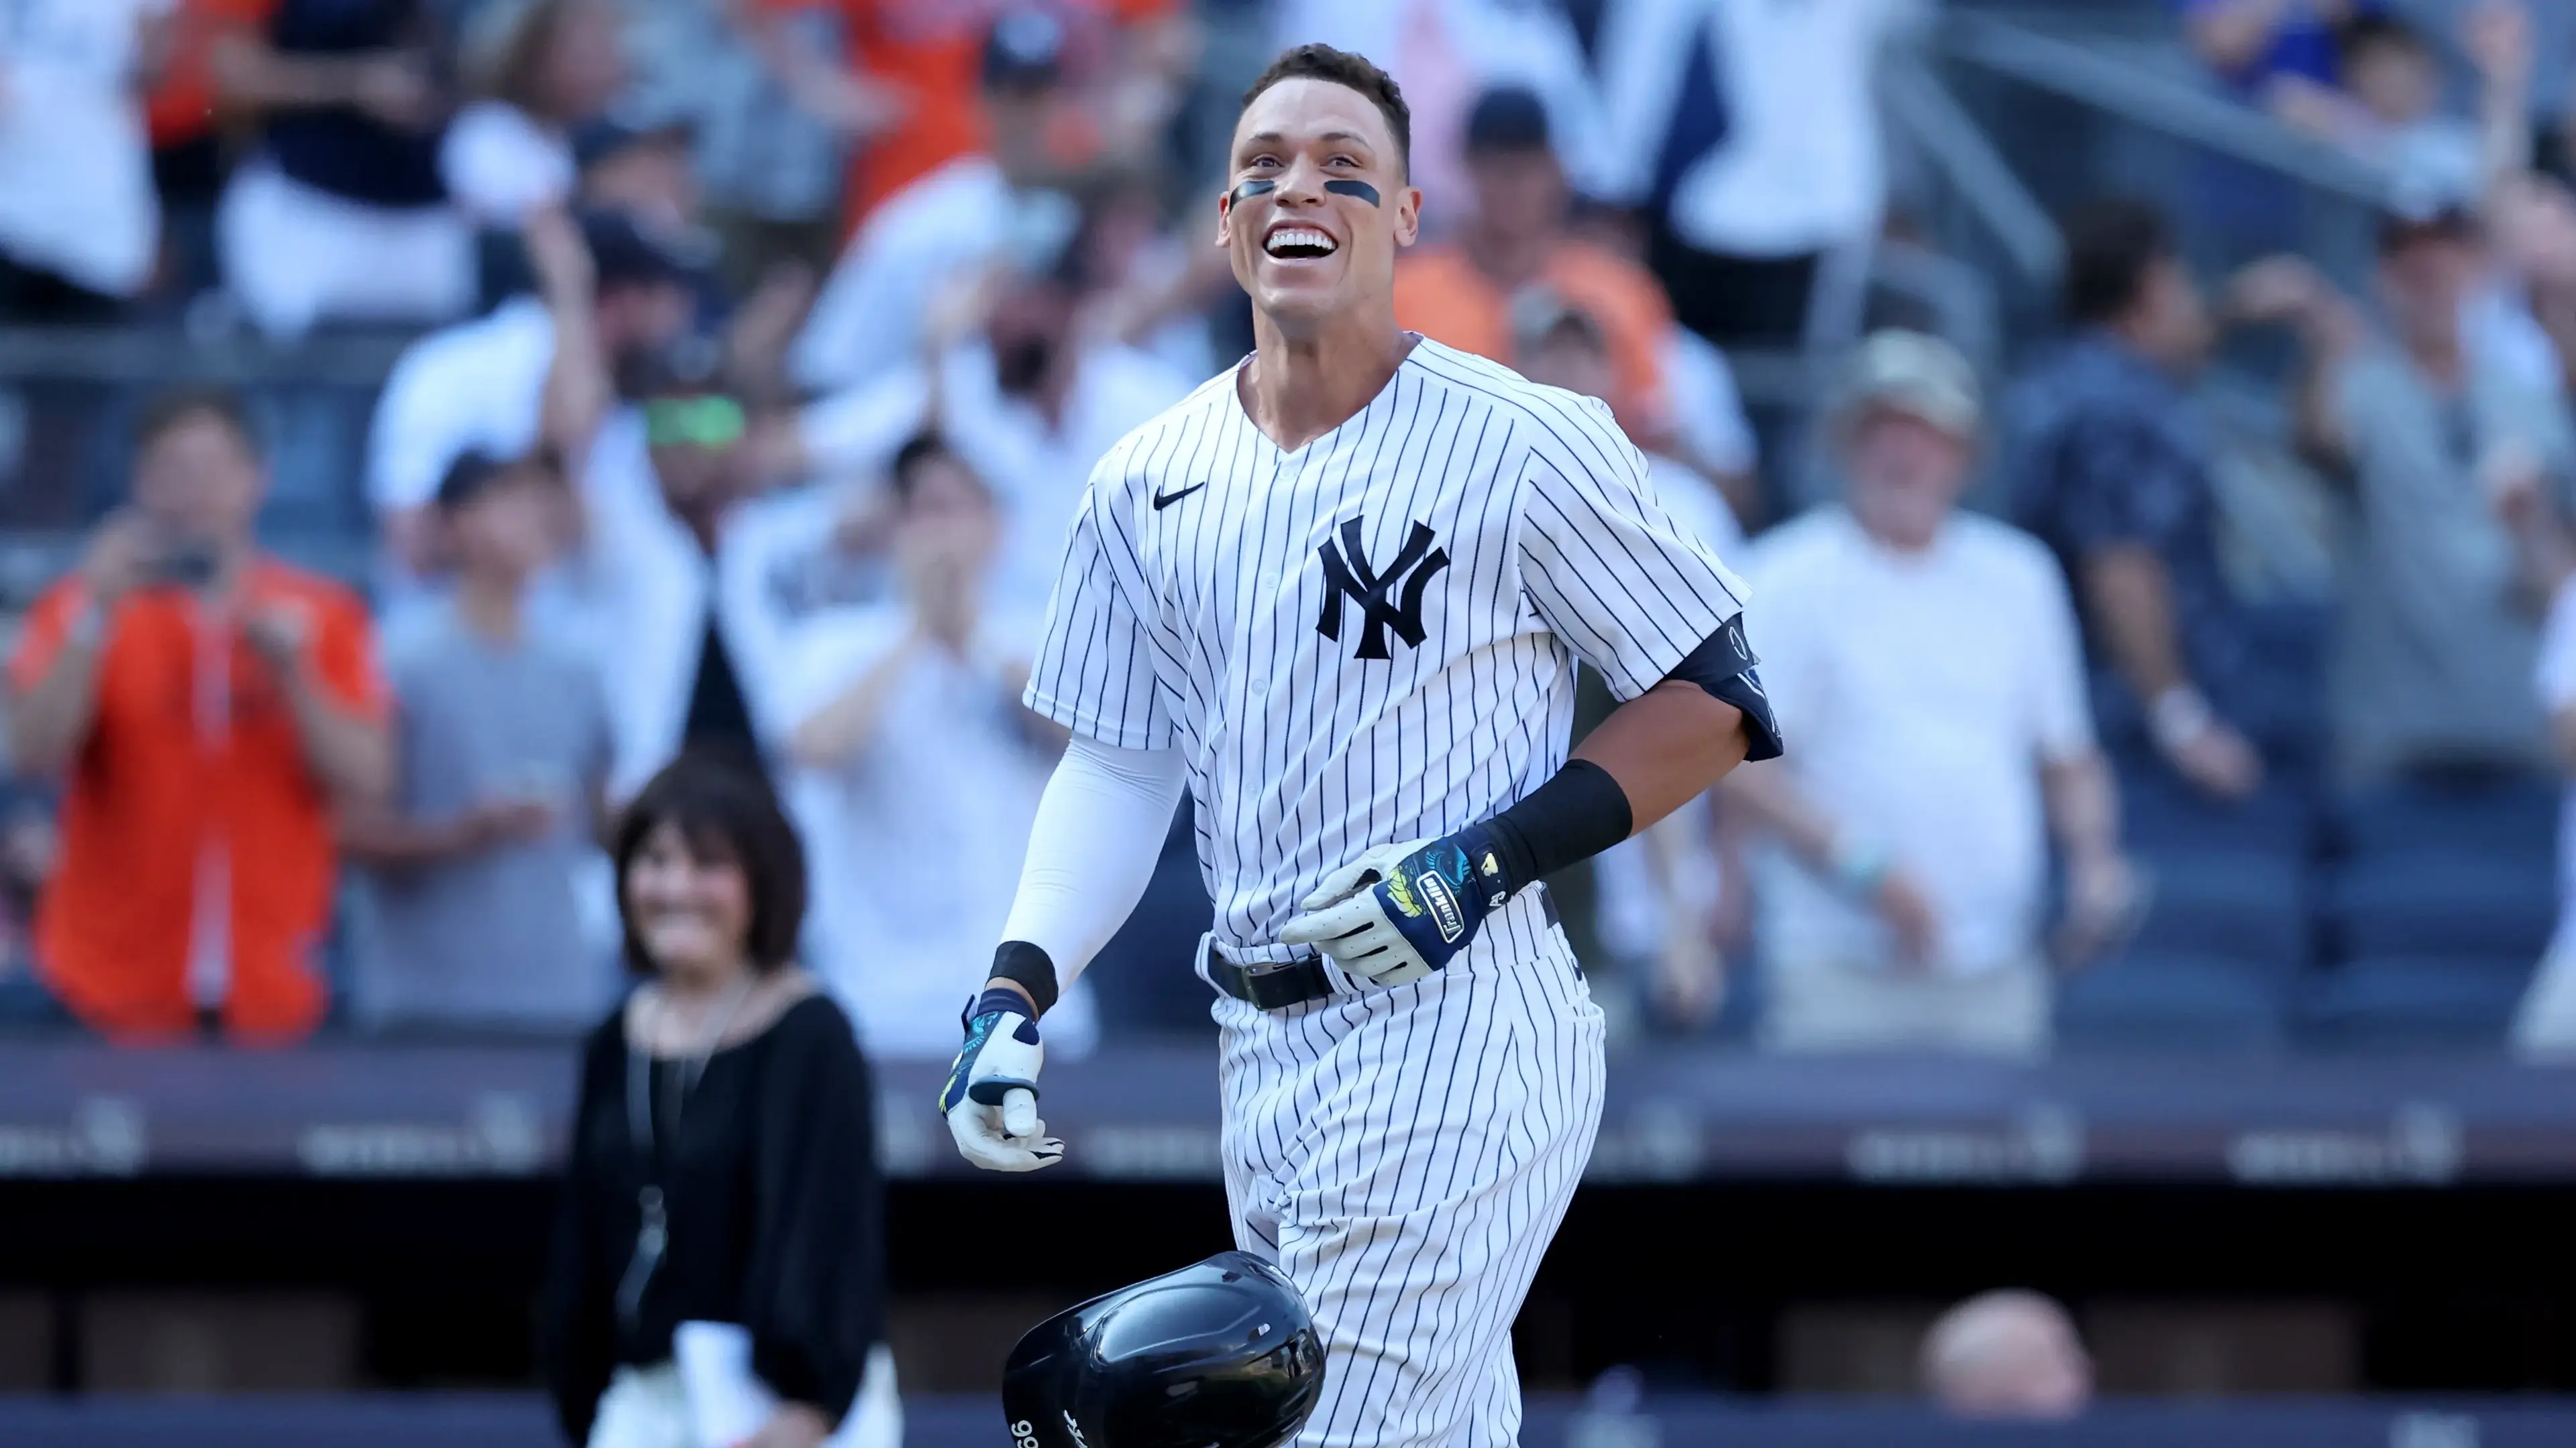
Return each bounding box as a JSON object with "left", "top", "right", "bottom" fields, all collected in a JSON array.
[{"left": 1000, "top": 735, "right": 1189, "bottom": 993}]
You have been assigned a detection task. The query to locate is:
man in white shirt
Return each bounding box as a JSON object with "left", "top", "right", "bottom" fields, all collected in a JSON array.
[
  {"left": 777, "top": 435, "right": 1095, "bottom": 1061},
  {"left": 1727, "top": 331, "right": 2137, "bottom": 1056},
  {"left": 1595, "top": 0, "right": 1911, "bottom": 349},
  {"left": 0, "top": 0, "right": 171, "bottom": 315}
]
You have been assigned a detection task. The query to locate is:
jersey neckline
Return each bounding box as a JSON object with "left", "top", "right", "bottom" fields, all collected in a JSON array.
[{"left": 1228, "top": 333, "right": 1428, "bottom": 459}]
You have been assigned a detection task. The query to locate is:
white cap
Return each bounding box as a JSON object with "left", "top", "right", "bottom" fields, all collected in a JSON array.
[{"left": 1837, "top": 329, "right": 1982, "bottom": 440}]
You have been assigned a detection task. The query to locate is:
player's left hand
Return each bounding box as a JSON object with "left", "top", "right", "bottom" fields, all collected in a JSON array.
[{"left": 1279, "top": 829, "right": 1507, "bottom": 987}]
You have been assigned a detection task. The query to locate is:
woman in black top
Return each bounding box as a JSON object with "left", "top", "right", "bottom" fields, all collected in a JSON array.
[{"left": 543, "top": 757, "right": 888, "bottom": 1448}]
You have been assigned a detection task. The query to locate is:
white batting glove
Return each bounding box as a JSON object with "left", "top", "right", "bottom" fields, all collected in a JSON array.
[
  {"left": 1279, "top": 831, "right": 1506, "bottom": 987},
  {"left": 938, "top": 992, "right": 1065, "bottom": 1172}
]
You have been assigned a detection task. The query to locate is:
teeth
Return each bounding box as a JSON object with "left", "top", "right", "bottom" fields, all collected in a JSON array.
[{"left": 1265, "top": 228, "right": 1336, "bottom": 256}]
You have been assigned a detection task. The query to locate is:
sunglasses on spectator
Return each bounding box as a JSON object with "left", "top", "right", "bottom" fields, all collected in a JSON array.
[{"left": 644, "top": 396, "right": 747, "bottom": 449}]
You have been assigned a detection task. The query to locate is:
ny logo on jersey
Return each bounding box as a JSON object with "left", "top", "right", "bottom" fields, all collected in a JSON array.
[{"left": 1316, "top": 515, "right": 1450, "bottom": 661}]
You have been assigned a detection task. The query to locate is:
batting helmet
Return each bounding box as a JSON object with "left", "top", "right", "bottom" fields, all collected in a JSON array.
[{"left": 1002, "top": 1251, "right": 1326, "bottom": 1448}]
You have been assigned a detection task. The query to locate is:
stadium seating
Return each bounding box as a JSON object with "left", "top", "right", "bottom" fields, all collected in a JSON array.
[
  {"left": 2122, "top": 851, "right": 2310, "bottom": 982},
  {"left": 2332, "top": 775, "right": 2557, "bottom": 863},
  {"left": 2298, "top": 954, "right": 2536, "bottom": 1050},
  {"left": 2057, "top": 949, "right": 2287, "bottom": 1051},
  {"left": 2324, "top": 857, "right": 2556, "bottom": 964},
  {"left": 2120, "top": 769, "right": 2315, "bottom": 857}
]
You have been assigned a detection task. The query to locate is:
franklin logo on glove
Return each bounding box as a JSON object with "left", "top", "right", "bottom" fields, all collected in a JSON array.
[
  {"left": 1416, "top": 871, "right": 1464, "bottom": 944},
  {"left": 1279, "top": 828, "right": 1511, "bottom": 985}
]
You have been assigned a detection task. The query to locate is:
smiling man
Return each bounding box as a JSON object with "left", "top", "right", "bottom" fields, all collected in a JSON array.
[{"left": 936, "top": 44, "right": 1781, "bottom": 1448}]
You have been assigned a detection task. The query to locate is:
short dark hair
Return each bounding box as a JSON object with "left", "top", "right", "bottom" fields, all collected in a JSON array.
[
  {"left": 1242, "top": 44, "right": 1411, "bottom": 180},
  {"left": 1464, "top": 85, "right": 1552, "bottom": 158},
  {"left": 888, "top": 432, "right": 985, "bottom": 504},
  {"left": 2379, "top": 203, "right": 2481, "bottom": 256},
  {"left": 612, "top": 755, "right": 808, "bottom": 976},
  {"left": 2338, "top": 15, "right": 2432, "bottom": 66},
  {"left": 2060, "top": 199, "right": 2174, "bottom": 327},
  {"left": 435, "top": 446, "right": 563, "bottom": 512},
  {"left": 134, "top": 385, "right": 258, "bottom": 460}
]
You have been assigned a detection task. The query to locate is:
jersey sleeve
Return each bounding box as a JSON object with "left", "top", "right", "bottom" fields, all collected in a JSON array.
[
  {"left": 1022, "top": 449, "right": 1176, "bottom": 750},
  {"left": 1517, "top": 393, "right": 1750, "bottom": 700}
]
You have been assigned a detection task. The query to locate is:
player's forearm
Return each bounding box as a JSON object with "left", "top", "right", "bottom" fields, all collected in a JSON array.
[
  {"left": 1466, "top": 618, "right": 1779, "bottom": 900},
  {"left": 1573, "top": 681, "right": 1752, "bottom": 832},
  {"left": 983, "top": 736, "right": 1187, "bottom": 1013}
]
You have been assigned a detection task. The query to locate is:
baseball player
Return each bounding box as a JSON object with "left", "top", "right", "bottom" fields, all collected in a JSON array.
[{"left": 939, "top": 42, "right": 1782, "bottom": 1447}]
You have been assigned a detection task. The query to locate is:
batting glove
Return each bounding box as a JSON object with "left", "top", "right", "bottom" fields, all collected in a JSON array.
[
  {"left": 938, "top": 989, "right": 1065, "bottom": 1172},
  {"left": 1278, "top": 826, "right": 1510, "bottom": 986}
]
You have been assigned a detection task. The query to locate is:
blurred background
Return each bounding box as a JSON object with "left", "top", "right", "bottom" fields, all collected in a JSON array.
[{"left": 3, "top": 0, "right": 2576, "bottom": 1442}]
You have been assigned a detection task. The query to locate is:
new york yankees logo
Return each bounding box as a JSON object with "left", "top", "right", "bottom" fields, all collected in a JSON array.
[{"left": 1316, "top": 515, "right": 1449, "bottom": 660}]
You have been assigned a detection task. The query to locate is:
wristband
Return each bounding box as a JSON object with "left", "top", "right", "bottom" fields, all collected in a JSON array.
[
  {"left": 987, "top": 940, "right": 1059, "bottom": 1017},
  {"left": 1477, "top": 759, "right": 1635, "bottom": 897},
  {"left": 1829, "top": 836, "right": 1890, "bottom": 899},
  {"left": 964, "top": 987, "right": 1035, "bottom": 1027},
  {"left": 2148, "top": 686, "right": 2214, "bottom": 753}
]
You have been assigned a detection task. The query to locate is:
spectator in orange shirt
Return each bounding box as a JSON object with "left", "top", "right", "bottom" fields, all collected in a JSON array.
[
  {"left": 1395, "top": 85, "right": 1676, "bottom": 439},
  {"left": 6, "top": 388, "right": 390, "bottom": 1043}
]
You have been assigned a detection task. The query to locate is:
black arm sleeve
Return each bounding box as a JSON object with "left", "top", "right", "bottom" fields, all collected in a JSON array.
[
  {"left": 539, "top": 1023, "right": 623, "bottom": 1447},
  {"left": 743, "top": 999, "right": 885, "bottom": 1429}
]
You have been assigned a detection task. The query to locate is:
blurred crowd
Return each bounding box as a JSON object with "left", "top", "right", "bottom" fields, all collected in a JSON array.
[{"left": 0, "top": 0, "right": 2573, "bottom": 1064}]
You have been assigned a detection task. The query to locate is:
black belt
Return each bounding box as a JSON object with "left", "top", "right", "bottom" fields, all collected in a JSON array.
[
  {"left": 1210, "top": 885, "right": 1562, "bottom": 1011},
  {"left": 1207, "top": 948, "right": 1336, "bottom": 1011}
]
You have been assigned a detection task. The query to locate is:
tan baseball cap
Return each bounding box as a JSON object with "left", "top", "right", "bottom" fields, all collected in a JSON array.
[{"left": 1837, "top": 329, "right": 1982, "bottom": 440}]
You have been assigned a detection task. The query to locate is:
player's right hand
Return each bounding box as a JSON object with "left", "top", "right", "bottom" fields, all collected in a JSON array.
[{"left": 938, "top": 989, "right": 1065, "bottom": 1172}]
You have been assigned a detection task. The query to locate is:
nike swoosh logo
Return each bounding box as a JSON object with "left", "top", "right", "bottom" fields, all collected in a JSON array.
[{"left": 1152, "top": 482, "right": 1210, "bottom": 510}]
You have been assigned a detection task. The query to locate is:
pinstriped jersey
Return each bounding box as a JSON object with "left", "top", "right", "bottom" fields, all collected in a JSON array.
[{"left": 1022, "top": 337, "right": 1750, "bottom": 953}]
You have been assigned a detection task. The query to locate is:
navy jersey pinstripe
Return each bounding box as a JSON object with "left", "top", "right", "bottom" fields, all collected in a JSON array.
[
  {"left": 1023, "top": 338, "right": 1749, "bottom": 953},
  {"left": 1024, "top": 338, "right": 1736, "bottom": 1447}
]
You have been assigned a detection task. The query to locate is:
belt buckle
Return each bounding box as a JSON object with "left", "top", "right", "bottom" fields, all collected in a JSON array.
[{"left": 1239, "top": 954, "right": 1322, "bottom": 1011}]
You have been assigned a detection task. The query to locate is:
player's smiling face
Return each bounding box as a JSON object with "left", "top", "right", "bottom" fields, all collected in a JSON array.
[{"left": 1219, "top": 78, "right": 1421, "bottom": 332}]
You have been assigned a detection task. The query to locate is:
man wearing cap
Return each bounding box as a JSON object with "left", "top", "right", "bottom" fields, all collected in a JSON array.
[
  {"left": 1395, "top": 86, "right": 1676, "bottom": 433},
  {"left": 1396, "top": 84, "right": 1758, "bottom": 518},
  {"left": 1724, "top": 331, "right": 2137, "bottom": 1056}
]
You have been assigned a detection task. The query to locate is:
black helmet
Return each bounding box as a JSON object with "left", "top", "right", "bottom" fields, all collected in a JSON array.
[{"left": 1003, "top": 1251, "right": 1326, "bottom": 1448}]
